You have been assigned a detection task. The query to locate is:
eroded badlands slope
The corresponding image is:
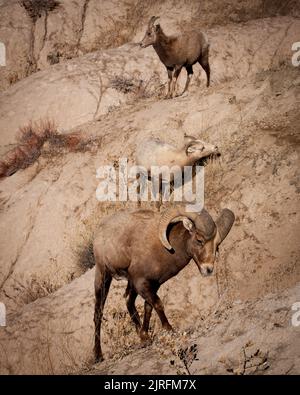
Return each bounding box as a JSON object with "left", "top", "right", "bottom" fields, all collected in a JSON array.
[{"left": 0, "top": 10, "right": 299, "bottom": 374}]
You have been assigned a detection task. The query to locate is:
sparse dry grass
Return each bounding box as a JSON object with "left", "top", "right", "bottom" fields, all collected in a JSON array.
[
  {"left": 23, "top": 277, "right": 59, "bottom": 304},
  {"left": 102, "top": 305, "right": 141, "bottom": 359}
]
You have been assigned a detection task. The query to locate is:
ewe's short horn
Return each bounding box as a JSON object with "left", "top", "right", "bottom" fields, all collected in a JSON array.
[
  {"left": 216, "top": 209, "right": 235, "bottom": 243},
  {"left": 148, "top": 16, "right": 160, "bottom": 27},
  {"left": 158, "top": 207, "right": 215, "bottom": 250}
]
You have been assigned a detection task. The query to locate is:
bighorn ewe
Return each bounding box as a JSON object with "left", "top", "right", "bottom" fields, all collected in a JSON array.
[
  {"left": 135, "top": 134, "right": 220, "bottom": 206},
  {"left": 93, "top": 206, "right": 235, "bottom": 361},
  {"left": 140, "top": 16, "right": 210, "bottom": 98},
  {"left": 136, "top": 134, "right": 220, "bottom": 176}
]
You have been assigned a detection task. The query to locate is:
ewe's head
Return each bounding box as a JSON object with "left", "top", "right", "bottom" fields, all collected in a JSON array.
[
  {"left": 140, "top": 16, "right": 160, "bottom": 48},
  {"left": 185, "top": 139, "right": 220, "bottom": 163},
  {"left": 159, "top": 207, "right": 235, "bottom": 277}
]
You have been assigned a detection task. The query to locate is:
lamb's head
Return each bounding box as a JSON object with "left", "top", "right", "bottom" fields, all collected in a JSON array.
[
  {"left": 140, "top": 16, "right": 160, "bottom": 48},
  {"left": 158, "top": 207, "right": 235, "bottom": 276},
  {"left": 185, "top": 138, "right": 220, "bottom": 164}
]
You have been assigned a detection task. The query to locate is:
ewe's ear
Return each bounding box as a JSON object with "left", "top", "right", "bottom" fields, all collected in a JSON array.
[
  {"left": 182, "top": 218, "right": 195, "bottom": 233},
  {"left": 186, "top": 145, "right": 197, "bottom": 154},
  {"left": 155, "top": 24, "right": 160, "bottom": 32}
]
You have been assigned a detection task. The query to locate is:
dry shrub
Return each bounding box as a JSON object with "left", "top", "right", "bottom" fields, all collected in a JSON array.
[
  {"left": 20, "top": 0, "right": 60, "bottom": 21},
  {"left": 110, "top": 75, "right": 137, "bottom": 94},
  {"left": 45, "top": 131, "right": 95, "bottom": 154},
  {"left": 24, "top": 278, "right": 58, "bottom": 303},
  {"left": 14, "top": 276, "right": 61, "bottom": 305},
  {"left": 0, "top": 120, "right": 57, "bottom": 178},
  {"left": 110, "top": 74, "right": 164, "bottom": 100},
  {"left": 152, "top": 330, "right": 197, "bottom": 375},
  {"left": 47, "top": 51, "right": 61, "bottom": 65},
  {"left": 0, "top": 120, "right": 99, "bottom": 179},
  {"left": 8, "top": 72, "right": 20, "bottom": 86},
  {"left": 76, "top": 239, "right": 95, "bottom": 272}
]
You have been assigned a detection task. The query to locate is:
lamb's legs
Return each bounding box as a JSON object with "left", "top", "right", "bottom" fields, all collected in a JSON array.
[
  {"left": 94, "top": 267, "right": 112, "bottom": 362},
  {"left": 165, "top": 66, "right": 174, "bottom": 99},
  {"left": 126, "top": 285, "right": 141, "bottom": 332}
]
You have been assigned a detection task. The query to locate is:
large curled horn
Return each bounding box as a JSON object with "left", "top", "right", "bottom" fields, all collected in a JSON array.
[
  {"left": 215, "top": 208, "right": 235, "bottom": 243},
  {"left": 158, "top": 206, "right": 215, "bottom": 250},
  {"left": 148, "top": 16, "right": 160, "bottom": 27}
]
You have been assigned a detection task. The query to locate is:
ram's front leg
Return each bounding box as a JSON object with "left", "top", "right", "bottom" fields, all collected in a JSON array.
[
  {"left": 137, "top": 280, "right": 173, "bottom": 341},
  {"left": 150, "top": 293, "right": 173, "bottom": 331},
  {"left": 125, "top": 284, "right": 141, "bottom": 332},
  {"left": 140, "top": 301, "right": 153, "bottom": 341}
]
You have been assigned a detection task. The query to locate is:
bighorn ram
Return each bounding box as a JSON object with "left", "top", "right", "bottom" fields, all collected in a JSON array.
[
  {"left": 140, "top": 16, "right": 210, "bottom": 98},
  {"left": 93, "top": 206, "right": 235, "bottom": 361},
  {"left": 135, "top": 134, "right": 220, "bottom": 205}
]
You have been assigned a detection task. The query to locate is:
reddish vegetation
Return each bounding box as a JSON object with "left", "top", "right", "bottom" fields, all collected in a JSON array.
[
  {"left": 0, "top": 120, "right": 56, "bottom": 178},
  {"left": 0, "top": 120, "right": 94, "bottom": 179}
]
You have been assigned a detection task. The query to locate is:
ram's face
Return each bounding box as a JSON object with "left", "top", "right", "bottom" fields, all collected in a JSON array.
[
  {"left": 187, "top": 226, "right": 218, "bottom": 277},
  {"left": 181, "top": 210, "right": 235, "bottom": 277}
]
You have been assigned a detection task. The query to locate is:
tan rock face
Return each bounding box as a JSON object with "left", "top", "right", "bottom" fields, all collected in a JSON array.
[
  {"left": 0, "top": 1, "right": 299, "bottom": 376},
  {"left": 1, "top": 0, "right": 300, "bottom": 91},
  {"left": 0, "top": 16, "right": 299, "bottom": 149}
]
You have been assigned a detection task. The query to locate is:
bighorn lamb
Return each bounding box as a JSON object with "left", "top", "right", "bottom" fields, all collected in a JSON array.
[
  {"left": 140, "top": 16, "right": 210, "bottom": 98},
  {"left": 93, "top": 206, "right": 235, "bottom": 361},
  {"left": 135, "top": 134, "right": 220, "bottom": 205}
]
